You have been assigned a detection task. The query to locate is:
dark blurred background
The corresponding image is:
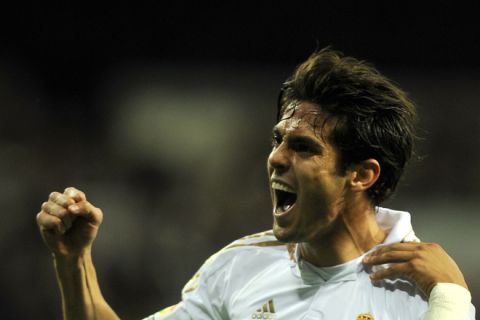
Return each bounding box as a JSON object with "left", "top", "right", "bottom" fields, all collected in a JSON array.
[{"left": 0, "top": 2, "right": 479, "bottom": 319}]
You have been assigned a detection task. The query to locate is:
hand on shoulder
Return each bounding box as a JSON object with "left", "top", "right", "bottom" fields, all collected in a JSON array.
[{"left": 362, "top": 242, "right": 468, "bottom": 297}]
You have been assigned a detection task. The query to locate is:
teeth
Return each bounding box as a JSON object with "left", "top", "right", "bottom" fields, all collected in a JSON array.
[{"left": 271, "top": 181, "right": 295, "bottom": 193}]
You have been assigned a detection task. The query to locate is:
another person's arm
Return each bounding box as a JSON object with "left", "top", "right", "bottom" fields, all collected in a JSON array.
[
  {"left": 37, "top": 187, "right": 120, "bottom": 320},
  {"left": 363, "top": 242, "right": 473, "bottom": 320}
]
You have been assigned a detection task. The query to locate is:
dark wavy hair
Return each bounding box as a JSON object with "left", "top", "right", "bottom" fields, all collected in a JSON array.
[{"left": 278, "top": 48, "right": 417, "bottom": 205}]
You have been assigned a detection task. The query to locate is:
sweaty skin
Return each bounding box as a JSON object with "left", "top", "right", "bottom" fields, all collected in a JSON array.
[{"left": 268, "top": 101, "right": 386, "bottom": 267}]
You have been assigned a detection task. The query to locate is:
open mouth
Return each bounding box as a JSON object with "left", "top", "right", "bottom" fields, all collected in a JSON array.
[{"left": 272, "top": 181, "right": 297, "bottom": 214}]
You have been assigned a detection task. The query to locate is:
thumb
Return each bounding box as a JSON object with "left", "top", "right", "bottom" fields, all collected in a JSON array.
[{"left": 67, "top": 201, "right": 103, "bottom": 226}]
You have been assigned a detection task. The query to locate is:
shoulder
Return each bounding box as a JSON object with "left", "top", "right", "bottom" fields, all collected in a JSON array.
[
  {"left": 195, "top": 230, "right": 287, "bottom": 277},
  {"left": 207, "top": 230, "right": 288, "bottom": 263},
  {"left": 182, "top": 230, "right": 288, "bottom": 294},
  {"left": 225, "top": 230, "right": 285, "bottom": 250}
]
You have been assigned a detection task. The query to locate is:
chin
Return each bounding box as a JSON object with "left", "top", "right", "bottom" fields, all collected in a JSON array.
[{"left": 273, "top": 224, "right": 302, "bottom": 243}]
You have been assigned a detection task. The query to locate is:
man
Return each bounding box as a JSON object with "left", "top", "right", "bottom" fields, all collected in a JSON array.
[{"left": 37, "top": 48, "right": 475, "bottom": 319}]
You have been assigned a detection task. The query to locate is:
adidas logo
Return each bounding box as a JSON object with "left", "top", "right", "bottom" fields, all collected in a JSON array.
[{"left": 251, "top": 299, "right": 276, "bottom": 319}]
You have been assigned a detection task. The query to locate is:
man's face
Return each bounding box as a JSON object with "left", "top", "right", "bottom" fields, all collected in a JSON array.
[{"left": 267, "top": 101, "right": 351, "bottom": 243}]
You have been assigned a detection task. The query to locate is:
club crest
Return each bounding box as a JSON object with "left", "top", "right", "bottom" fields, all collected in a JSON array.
[{"left": 356, "top": 313, "right": 374, "bottom": 320}]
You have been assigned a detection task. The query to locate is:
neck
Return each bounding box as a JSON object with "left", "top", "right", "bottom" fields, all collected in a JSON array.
[{"left": 300, "top": 202, "right": 386, "bottom": 267}]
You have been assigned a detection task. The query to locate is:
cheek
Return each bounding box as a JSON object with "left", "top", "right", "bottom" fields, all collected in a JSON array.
[
  {"left": 300, "top": 163, "right": 332, "bottom": 194},
  {"left": 299, "top": 170, "right": 345, "bottom": 208}
]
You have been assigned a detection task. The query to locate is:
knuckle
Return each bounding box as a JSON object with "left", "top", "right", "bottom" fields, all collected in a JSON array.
[
  {"left": 411, "top": 260, "right": 423, "bottom": 272},
  {"left": 423, "top": 242, "right": 432, "bottom": 248},
  {"left": 56, "top": 194, "right": 71, "bottom": 206},
  {"left": 37, "top": 212, "right": 53, "bottom": 228},
  {"left": 406, "top": 261, "right": 415, "bottom": 269},
  {"left": 46, "top": 203, "right": 66, "bottom": 217},
  {"left": 36, "top": 212, "right": 43, "bottom": 223},
  {"left": 408, "top": 259, "right": 424, "bottom": 272},
  {"left": 64, "top": 187, "right": 78, "bottom": 196},
  {"left": 383, "top": 252, "right": 394, "bottom": 259},
  {"left": 42, "top": 202, "right": 52, "bottom": 213},
  {"left": 56, "top": 208, "right": 67, "bottom": 218},
  {"left": 64, "top": 187, "right": 86, "bottom": 200},
  {"left": 417, "top": 260, "right": 426, "bottom": 271}
]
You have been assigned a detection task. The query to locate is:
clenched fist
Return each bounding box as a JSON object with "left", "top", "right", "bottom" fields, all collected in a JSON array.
[{"left": 36, "top": 187, "right": 103, "bottom": 257}]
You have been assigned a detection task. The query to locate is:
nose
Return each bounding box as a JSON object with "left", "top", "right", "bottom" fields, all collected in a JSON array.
[{"left": 268, "top": 143, "right": 290, "bottom": 175}]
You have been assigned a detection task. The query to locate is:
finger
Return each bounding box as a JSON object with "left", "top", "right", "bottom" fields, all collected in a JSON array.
[
  {"left": 369, "top": 262, "right": 410, "bottom": 280},
  {"left": 64, "top": 187, "right": 86, "bottom": 202},
  {"left": 67, "top": 200, "right": 102, "bottom": 225},
  {"left": 49, "top": 191, "right": 76, "bottom": 208},
  {"left": 367, "top": 242, "right": 421, "bottom": 257},
  {"left": 42, "top": 201, "right": 68, "bottom": 219},
  {"left": 363, "top": 250, "right": 417, "bottom": 265},
  {"left": 41, "top": 202, "right": 75, "bottom": 230},
  {"left": 36, "top": 211, "right": 65, "bottom": 234}
]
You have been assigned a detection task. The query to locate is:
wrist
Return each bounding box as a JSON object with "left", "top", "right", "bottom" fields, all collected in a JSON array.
[
  {"left": 53, "top": 247, "right": 91, "bottom": 262},
  {"left": 53, "top": 249, "right": 93, "bottom": 276},
  {"left": 52, "top": 247, "right": 104, "bottom": 318},
  {"left": 424, "top": 283, "right": 471, "bottom": 320}
]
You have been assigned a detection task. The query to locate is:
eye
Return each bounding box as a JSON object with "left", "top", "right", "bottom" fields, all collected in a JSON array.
[
  {"left": 291, "top": 141, "right": 313, "bottom": 153},
  {"left": 288, "top": 137, "right": 322, "bottom": 155},
  {"left": 271, "top": 133, "right": 282, "bottom": 148}
]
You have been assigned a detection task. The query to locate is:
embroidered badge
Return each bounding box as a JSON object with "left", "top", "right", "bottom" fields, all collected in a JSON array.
[{"left": 356, "top": 313, "right": 374, "bottom": 320}]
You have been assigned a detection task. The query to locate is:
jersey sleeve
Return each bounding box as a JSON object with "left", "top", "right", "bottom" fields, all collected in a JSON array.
[{"left": 142, "top": 251, "right": 232, "bottom": 320}]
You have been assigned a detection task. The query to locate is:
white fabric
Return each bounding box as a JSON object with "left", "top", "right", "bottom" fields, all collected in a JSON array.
[
  {"left": 424, "top": 283, "right": 472, "bottom": 320},
  {"left": 144, "top": 207, "right": 476, "bottom": 319}
]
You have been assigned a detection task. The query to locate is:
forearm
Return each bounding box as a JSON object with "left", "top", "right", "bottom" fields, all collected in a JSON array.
[
  {"left": 423, "top": 283, "right": 472, "bottom": 320},
  {"left": 54, "top": 250, "right": 120, "bottom": 320}
]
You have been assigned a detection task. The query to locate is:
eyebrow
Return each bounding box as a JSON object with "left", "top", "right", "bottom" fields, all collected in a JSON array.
[{"left": 272, "top": 127, "right": 324, "bottom": 152}]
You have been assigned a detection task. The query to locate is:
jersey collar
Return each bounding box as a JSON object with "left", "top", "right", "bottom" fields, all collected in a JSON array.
[{"left": 290, "top": 207, "right": 417, "bottom": 284}]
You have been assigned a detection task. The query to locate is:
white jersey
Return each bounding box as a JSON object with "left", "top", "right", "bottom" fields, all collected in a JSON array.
[{"left": 145, "top": 208, "right": 476, "bottom": 320}]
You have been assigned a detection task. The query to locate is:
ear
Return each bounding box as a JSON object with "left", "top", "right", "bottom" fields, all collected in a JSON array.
[{"left": 348, "top": 159, "right": 380, "bottom": 192}]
